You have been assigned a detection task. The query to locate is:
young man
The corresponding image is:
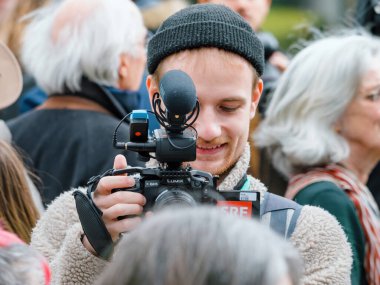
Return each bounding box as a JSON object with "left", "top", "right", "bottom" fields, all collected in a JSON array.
[{"left": 31, "top": 4, "right": 352, "bottom": 284}]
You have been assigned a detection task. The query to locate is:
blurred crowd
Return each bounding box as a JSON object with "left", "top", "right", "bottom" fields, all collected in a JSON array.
[{"left": 0, "top": 0, "right": 379, "bottom": 285}]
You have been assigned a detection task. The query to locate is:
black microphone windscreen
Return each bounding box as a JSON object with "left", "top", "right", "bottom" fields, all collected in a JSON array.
[{"left": 159, "top": 70, "right": 197, "bottom": 115}]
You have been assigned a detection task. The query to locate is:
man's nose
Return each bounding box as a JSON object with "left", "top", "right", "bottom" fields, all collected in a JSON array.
[{"left": 194, "top": 108, "right": 222, "bottom": 142}]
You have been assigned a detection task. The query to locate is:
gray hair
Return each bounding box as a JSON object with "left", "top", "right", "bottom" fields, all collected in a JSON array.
[
  {"left": 21, "top": 0, "right": 146, "bottom": 94},
  {"left": 96, "top": 207, "right": 303, "bottom": 285},
  {"left": 0, "top": 244, "right": 46, "bottom": 285},
  {"left": 254, "top": 32, "right": 380, "bottom": 178}
]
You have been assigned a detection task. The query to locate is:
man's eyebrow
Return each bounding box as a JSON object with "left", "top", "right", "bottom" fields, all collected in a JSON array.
[{"left": 220, "top": 96, "right": 246, "bottom": 102}]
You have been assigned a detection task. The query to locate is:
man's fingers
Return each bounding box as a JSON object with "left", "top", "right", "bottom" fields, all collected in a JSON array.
[
  {"left": 113, "top": 154, "right": 127, "bottom": 170},
  {"left": 107, "top": 216, "right": 142, "bottom": 240},
  {"left": 94, "top": 176, "right": 135, "bottom": 196},
  {"left": 95, "top": 190, "right": 146, "bottom": 209},
  {"left": 102, "top": 203, "right": 144, "bottom": 221}
]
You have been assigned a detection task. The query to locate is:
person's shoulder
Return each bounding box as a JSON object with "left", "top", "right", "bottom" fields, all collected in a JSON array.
[
  {"left": 34, "top": 187, "right": 84, "bottom": 227},
  {"left": 263, "top": 192, "right": 301, "bottom": 212},
  {"left": 291, "top": 205, "right": 352, "bottom": 284},
  {"left": 44, "top": 187, "right": 84, "bottom": 211},
  {"left": 31, "top": 187, "right": 86, "bottom": 252},
  {"left": 247, "top": 175, "right": 268, "bottom": 192},
  {"left": 299, "top": 180, "right": 342, "bottom": 194},
  {"left": 6, "top": 110, "right": 36, "bottom": 129},
  {"left": 80, "top": 111, "right": 130, "bottom": 133},
  {"left": 295, "top": 181, "right": 354, "bottom": 209},
  {"left": 32, "top": 188, "right": 86, "bottom": 239},
  {"left": 295, "top": 205, "right": 348, "bottom": 237}
]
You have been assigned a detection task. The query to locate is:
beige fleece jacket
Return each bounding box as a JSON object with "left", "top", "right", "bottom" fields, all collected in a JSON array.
[{"left": 31, "top": 144, "right": 352, "bottom": 284}]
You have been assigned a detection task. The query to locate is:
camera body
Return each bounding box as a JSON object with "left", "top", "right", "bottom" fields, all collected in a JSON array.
[
  {"left": 111, "top": 165, "right": 260, "bottom": 216},
  {"left": 114, "top": 166, "right": 216, "bottom": 211}
]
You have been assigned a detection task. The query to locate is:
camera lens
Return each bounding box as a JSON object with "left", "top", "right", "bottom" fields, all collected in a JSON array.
[{"left": 154, "top": 189, "right": 197, "bottom": 210}]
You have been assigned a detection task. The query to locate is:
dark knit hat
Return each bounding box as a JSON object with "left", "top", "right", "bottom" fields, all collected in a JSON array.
[{"left": 147, "top": 3, "right": 264, "bottom": 76}]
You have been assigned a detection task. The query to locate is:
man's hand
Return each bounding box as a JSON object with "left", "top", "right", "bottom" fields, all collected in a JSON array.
[{"left": 82, "top": 155, "right": 146, "bottom": 254}]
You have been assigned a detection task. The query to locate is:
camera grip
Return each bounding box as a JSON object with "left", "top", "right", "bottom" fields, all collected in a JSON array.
[{"left": 73, "top": 190, "right": 114, "bottom": 260}]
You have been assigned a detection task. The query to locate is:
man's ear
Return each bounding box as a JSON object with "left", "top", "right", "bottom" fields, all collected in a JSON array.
[
  {"left": 250, "top": 78, "right": 263, "bottom": 119},
  {"left": 146, "top": 74, "right": 159, "bottom": 109},
  {"left": 117, "top": 54, "right": 129, "bottom": 90},
  {"left": 197, "top": 0, "right": 208, "bottom": 3}
]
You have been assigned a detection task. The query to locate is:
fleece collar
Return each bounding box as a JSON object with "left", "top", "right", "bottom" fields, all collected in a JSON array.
[{"left": 218, "top": 143, "right": 267, "bottom": 203}]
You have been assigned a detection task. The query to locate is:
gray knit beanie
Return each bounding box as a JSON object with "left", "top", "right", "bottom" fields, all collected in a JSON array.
[{"left": 147, "top": 3, "right": 264, "bottom": 76}]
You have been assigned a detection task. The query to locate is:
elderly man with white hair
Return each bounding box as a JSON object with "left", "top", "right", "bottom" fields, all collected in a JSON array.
[{"left": 7, "top": 0, "right": 147, "bottom": 205}]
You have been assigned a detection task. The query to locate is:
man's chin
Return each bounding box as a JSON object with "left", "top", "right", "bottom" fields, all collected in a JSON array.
[
  {"left": 213, "top": 162, "right": 236, "bottom": 177},
  {"left": 189, "top": 160, "right": 234, "bottom": 177}
]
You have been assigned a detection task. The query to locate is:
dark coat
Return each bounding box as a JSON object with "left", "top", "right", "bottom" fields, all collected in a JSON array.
[{"left": 7, "top": 79, "right": 143, "bottom": 206}]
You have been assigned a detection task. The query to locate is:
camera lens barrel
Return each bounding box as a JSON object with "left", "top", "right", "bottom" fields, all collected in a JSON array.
[{"left": 154, "top": 189, "right": 198, "bottom": 210}]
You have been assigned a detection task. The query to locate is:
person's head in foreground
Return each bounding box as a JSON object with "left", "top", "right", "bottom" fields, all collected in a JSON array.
[
  {"left": 96, "top": 207, "right": 303, "bottom": 285},
  {"left": 146, "top": 3, "right": 264, "bottom": 181}
]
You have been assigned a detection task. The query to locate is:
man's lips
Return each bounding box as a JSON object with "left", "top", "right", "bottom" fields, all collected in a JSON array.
[{"left": 196, "top": 144, "right": 226, "bottom": 155}]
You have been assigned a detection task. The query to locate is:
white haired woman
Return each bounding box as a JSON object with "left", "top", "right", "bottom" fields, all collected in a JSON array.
[{"left": 255, "top": 32, "right": 380, "bottom": 285}]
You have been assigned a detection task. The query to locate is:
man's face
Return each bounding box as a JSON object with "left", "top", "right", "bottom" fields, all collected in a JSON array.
[
  {"left": 147, "top": 48, "right": 262, "bottom": 176},
  {"left": 198, "top": 0, "right": 271, "bottom": 31}
]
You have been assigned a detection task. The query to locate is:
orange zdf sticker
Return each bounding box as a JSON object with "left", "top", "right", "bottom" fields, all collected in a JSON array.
[{"left": 216, "top": 201, "right": 253, "bottom": 217}]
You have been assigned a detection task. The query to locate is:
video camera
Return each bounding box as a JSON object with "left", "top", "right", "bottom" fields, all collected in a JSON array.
[{"left": 110, "top": 69, "right": 260, "bottom": 214}]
